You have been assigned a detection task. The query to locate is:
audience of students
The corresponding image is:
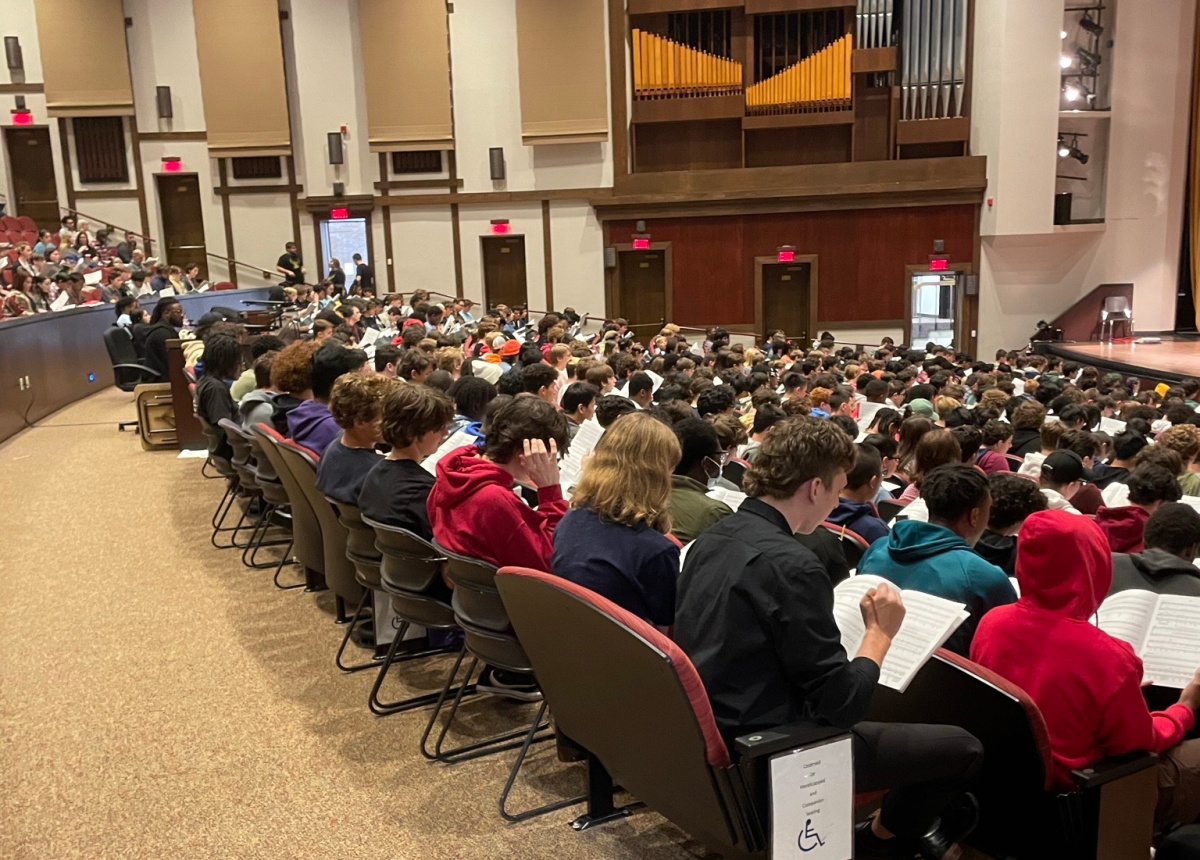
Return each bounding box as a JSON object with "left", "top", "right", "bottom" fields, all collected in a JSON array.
[
  {"left": 314, "top": 373, "right": 394, "bottom": 504},
  {"left": 974, "top": 472, "right": 1047, "bottom": 577},
  {"left": 1094, "top": 464, "right": 1184, "bottom": 553},
  {"left": 668, "top": 418, "right": 734, "bottom": 543},
  {"left": 287, "top": 343, "right": 368, "bottom": 455},
  {"left": 827, "top": 443, "right": 890, "bottom": 543}
]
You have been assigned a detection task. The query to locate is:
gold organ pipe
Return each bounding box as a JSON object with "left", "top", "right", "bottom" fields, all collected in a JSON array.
[
  {"left": 745, "top": 33, "right": 853, "bottom": 114},
  {"left": 631, "top": 28, "right": 743, "bottom": 99}
]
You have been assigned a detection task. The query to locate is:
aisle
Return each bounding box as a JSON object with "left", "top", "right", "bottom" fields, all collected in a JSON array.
[{"left": 0, "top": 388, "right": 699, "bottom": 860}]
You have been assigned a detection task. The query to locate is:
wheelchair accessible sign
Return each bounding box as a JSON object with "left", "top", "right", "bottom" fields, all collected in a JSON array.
[{"left": 769, "top": 736, "right": 853, "bottom": 859}]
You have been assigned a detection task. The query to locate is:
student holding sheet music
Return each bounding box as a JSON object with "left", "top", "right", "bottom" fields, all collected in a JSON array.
[
  {"left": 859, "top": 464, "right": 1015, "bottom": 656},
  {"left": 552, "top": 413, "right": 681, "bottom": 628},
  {"left": 1109, "top": 503, "right": 1200, "bottom": 598},
  {"left": 675, "top": 416, "right": 983, "bottom": 860},
  {"left": 972, "top": 509, "right": 1200, "bottom": 829}
]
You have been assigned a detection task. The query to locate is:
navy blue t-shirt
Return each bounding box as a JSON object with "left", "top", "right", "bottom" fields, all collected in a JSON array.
[
  {"left": 315, "top": 433, "right": 382, "bottom": 504},
  {"left": 551, "top": 506, "right": 680, "bottom": 626}
]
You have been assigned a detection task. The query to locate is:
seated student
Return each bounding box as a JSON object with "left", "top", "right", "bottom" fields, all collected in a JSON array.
[
  {"left": 976, "top": 419, "right": 1014, "bottom": 474},
  {"left": 447, "top": 375, "right": 497, "bottom": 437},
  {"left": 1110, "top": 502, "right": 1200, "bottom": 598},
  {"left": 675, "top": 417, "right": 983, "bottom": 859},
  {"left": 552, "top": 412, "right": 681, "bottom": 628},
  {"left": 315, "top": 373, "right": 395, "bottom": 504},
  {"left": 971, "top": 510, "right": 1200, "bottom": 830},
  {"left": 1016, "top": 417, "right": 1065, "bottom": 479},
  {"left": 974, "top": 472, "right": 1047, "bottom": 577},
  {"left": 862, "top": 433, "right": 905, "bottom": 505},
  {"left": 1091, "top": 429, "right": 1148, "bottom": 490},
  {"left": 860, "top": 464, "right": 1015, "bottom": 655},
  {"left": 1095, "top": 464, "right": 1184, "bottom": 553},
  {"left": 239, "top": 352, "right": 283, "bottom": 429},
  {"left": 231, "top": 335, "right": 285, "bottom": 403},
  {"left": 1009, "top": 400, "right": 1046, "bottom": 457},
  {"left": 267, "top": 340, "right": 319, "bottom": 435},
  {"left": 374, "top": 343, "right": 401, "bottom": 378},
  {"left": 739, "top": 403, "right": 785, "bottom": 463},
  {"left": 894, "top": 430, "right": 962, "bottom": 523},
  {"left": 428, "top": 395, "right": 570, "bottom": 572},
  {"left": 669, "top": 418, "right": 735, "bottom": 544},
  {"left": 560, "top": 382, "right": 598, "bottom": 440},
  {"left": 1039, "top": 450, "right": 1085, "bottom": 514},
  {"left": 193, "top": 334, "right": 242, "bottom": 461},
  {"left": 358, "top": 383, "right": 454, "bottom": 537},
  {"left": 1156, "top": 424, "right": 1200, "bottom": 497},
  {"left": 398, "top": 349, "right": 433, "bottom": 384},
  {"left": 287, "top": 342, "right": 368, "bottom": 456},
  {"left": 521, "top": 363, "right": 560, "bottom": 405},
  {"left": 626, "top": 371, "right": 654, "bottom": 410},
  {"left": 595, "top": 393, "right": 638, "bottom": 429},
  {"left": 827, "top": 444, "right": 890, "bottom": 545}
]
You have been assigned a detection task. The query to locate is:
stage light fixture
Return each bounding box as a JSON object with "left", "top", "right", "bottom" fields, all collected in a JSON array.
[
  {"left": 1063, "top": 79, "right": 1093, "bottom": 103},
  {"left": 1068, "top": 142, "right": 1089, "bottom": 165},
  {"left": 1060, "top": 54, "right": 1073, "bottom": 69},
  {"left": 1079, "top": 13, "right": 1104, "bottom": 36},
  {"left": 1061, "top": 30, "right": 1067, "bottom": 40},
  {"left": 1076, "top": 47, "right": 1102, "bottom": 73},
  {"left": 1057, "top": 137, "right": 1071, "bottom": 158},
  {"left": 1057, "top": 134, "right": 1089, "bottom": 165}
]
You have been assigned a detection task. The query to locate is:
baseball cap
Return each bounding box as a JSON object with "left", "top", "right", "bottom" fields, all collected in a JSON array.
[
  {"left": 909, "top": 398, "right": 940, "bottom": 422},
  {"left": 1041, "top": 450, "right": 1084, "bottom": 485}
]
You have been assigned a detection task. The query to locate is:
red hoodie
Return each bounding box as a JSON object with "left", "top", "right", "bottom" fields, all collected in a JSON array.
[
  {"left": 427, "top": 445, "right": 568, "bottom": 572},
  {"left": 1093, "top": 505, "right": 1149, "bottom": 553},
  {"left": 970, "top": 509, "right": 1193, "bottom": 788}
]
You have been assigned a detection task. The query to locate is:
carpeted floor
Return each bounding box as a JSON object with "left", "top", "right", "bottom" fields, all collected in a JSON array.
[{"left": 0, "top": 388, "right": 708, "bottom": 860}]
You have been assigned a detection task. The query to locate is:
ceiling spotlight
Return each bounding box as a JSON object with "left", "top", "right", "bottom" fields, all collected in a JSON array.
[
  {"left": 1079, "top": 13, "right": 1104, "bottom": 36},
  {"left": 1060, "top": 54, "right": 1073, "bottom": 69},
  {"left": 1063, "top": 79, "right": 1093, "bottom": 103},
  {"left": 1076, "top": 47, "right": 1102, "bottom": 68},
  {"left": 1057, "top": 137, "right": 1071, "bottom": 157},
  {"left": 1061, "top": 30, "right": 1067, "bottom": 40},
  {"left": 1058, "top": 135, "right": 1089, "bottom": 165}
]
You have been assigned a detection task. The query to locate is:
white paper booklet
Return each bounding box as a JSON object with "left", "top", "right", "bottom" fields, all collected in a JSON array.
[
  {"left": 1095, "top": 590, "right": 1200, "bottom": 689},
  {"left": 856, "top": 401, "right": 885, "bottom": 433},
  {"left": 421, "top": 428, "right": 479, "bottom": 476},
  {"left": 50, "top": 291, "right": 70, "bottom": 311},
  {"left": 1099, "top": 416, "right": 1127, "bottom": 435},
  {"left": 706, "top": 487, "right": 747, "bottom": 511},
  {"left": 83, "top": 269, "right": 103, "bottom": 285},
  {"left": 559, "top": 419, "right": 604, "bottom": 495},
  {"left": 831, "top": 574, "right": 969, "bottom": 692}
]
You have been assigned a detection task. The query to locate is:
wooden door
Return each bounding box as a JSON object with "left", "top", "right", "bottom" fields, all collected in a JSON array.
[
  {"left": 481, "top": 235, "right": 527, "bottom": 309},
  {"left": 155, "top": 173, "right": 208, "bottom": 280},
  {"left": 617, "top": 249, "right": 667, "bottom": 329},
  {"left": 761, "top": 261, "right": 812, "bottom": 343},
  {"left": 4, "top": 127, "right": 59, "bottom": 227}
]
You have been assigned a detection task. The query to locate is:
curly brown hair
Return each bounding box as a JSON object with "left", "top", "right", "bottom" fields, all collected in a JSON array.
[
  {"left": 270, "top": 340, "right": 319, "bottom": 394},
  {"left": 329, "top": 372, "right": 399, "bottom": 430},
  {"left": 483, "top": 395, "right": 570, "bottom": 464},
  {"left": 1011, "top": 399, "right": 1046, "bottom": 430},
  {"left": 380, "top": 382, "right": 454, "bottom": 449},
  {"left": 743, "top": 416, "right": 856, "bottom": 499},
  {"left": 1157, "top": 424, "right": 1200, "bottom": 467}
]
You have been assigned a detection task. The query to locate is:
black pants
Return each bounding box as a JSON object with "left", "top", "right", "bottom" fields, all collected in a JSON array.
[{"left": 852, "top": 721, "right": 984, "bottom": 839}]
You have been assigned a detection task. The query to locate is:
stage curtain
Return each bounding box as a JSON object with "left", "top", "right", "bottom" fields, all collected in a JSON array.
[
  {"left": 33, "top": 0, "right": 135, "bottom": 117},
  {"left": 515, "top": 0, "right": 609, "bottom": 145},
  {"left": 1191, "top": 5, "right": 1200, "bottom": 330},
  {"left": 191, "top": 0, "right": 291, "bottom": 157},
  {"left": 358, "top": 0, "right": 454, "bottom": 152}
]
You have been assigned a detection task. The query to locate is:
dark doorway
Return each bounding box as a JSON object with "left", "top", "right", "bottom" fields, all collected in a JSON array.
[
  {"left": 617, "top": 248, "right": 670, "bottom": 329},
  {"left": 760, "top": 261, "right": 814, "bottom": 343},
  {"left": 155, "top": 173, "right": 208, "bottom": 280},
  {"left": 481, "top": 235, "right": 527, "bottom": 310},
  {"left": 4, "top": 127, "right": 59, "bottom": 227}
]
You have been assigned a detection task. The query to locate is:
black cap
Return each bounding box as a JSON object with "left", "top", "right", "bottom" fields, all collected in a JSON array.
[{"left": 1042, "top": 450, "right": 1084, "bottom": 485}]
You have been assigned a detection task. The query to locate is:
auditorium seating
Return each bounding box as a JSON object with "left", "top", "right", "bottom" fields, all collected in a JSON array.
[
  {"left": 329, "top": 498, "right": 386, "bottom": 673},
  {"left": 251, "top": 424, "right": 323, "bottom": 591},
  {"left": 820, "top": 521, "right": 871, "bottom": 569}
]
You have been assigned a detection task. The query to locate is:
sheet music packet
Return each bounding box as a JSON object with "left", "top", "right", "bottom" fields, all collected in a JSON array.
[
  {"left": 421, "top": 429, "right": 479, "bottom": 476},
  {"left": 831, "top": 574, "right": 969, "bottom": 692},
  {"left": 705, "top": 487, "right": 747, "bottom": 511},
  {"left": 559, "top": 419, "right": 604, "bottom": 497},
  {"left": 1095, "top": 590, "right": 1200, "bottom": 689}
]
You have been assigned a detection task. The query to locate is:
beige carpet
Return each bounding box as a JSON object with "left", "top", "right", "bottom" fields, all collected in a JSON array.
[{"left": 0, "top": 388, "right": 709, "bottom": 860}]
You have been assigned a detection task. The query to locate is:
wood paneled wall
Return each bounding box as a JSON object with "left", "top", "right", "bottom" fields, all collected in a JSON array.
[{"left": 607, "top": 204, "right": 976, "bottom": 326}]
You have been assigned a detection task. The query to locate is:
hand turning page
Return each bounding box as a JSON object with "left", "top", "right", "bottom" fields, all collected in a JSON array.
[
  {"left": 831, "top": 574, "right": 969, "bottom": 692},
  {"left": 1096, "top": 590, "right": 1200, "bottom": 689}
]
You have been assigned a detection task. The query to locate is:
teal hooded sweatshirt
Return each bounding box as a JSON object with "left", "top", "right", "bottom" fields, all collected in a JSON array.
[{"left": 858, "top": 519, "right": 1017, "bottom": 656}]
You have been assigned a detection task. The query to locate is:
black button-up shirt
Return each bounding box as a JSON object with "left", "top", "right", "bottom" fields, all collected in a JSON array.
[{"left": 675, "top": 497, "right": 880, "bottom": 743}]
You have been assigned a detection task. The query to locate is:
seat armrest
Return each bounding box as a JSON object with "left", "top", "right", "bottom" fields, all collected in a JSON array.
[
  {"left": 734, "top": 722, "right": 849, "bottom": 761},
  {"left": 113, "top": 362, "right": 161, "bottom": 377},
  {"left": 1070, "top": 750, "right": 1158, "bottom": 790}
]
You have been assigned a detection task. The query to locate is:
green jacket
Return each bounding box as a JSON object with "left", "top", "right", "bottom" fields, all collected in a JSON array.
[{"left": 669, "top": 474, "right": 733, "bottom": 544}]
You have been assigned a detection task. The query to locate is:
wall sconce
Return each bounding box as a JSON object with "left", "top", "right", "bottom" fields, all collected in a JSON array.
[{"left": 156, "top": 86, "right": 172, "bottom": 119}]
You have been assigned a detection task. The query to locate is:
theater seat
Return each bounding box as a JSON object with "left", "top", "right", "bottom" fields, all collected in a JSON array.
[
  {"left": 0, "top": 215, "right": 19, "bottom": 232},
  {"left": 252, "top": 424, "right": 325, "bottom": 591},
  {"left": 821, "top": 521, "right": 871, "bottom": 569},
  {"left": 496, "top": 567, "right": 855, "bottom": 855},
  {"left": 865, "top": 649, "right": 1159, "bottom": 859},
  {"left": 877, "top": 499, "right": 906, "bottom": 524},
  {"left": 16, "top": 215, "right": 36, "bottom": 232}
]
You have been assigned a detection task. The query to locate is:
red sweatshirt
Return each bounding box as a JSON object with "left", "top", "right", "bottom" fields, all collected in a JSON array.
[
  {"left": 427, "top": 445, "right": 568, "bottom": 572},
  {"left": 1094, "top": 505, "right": 1150, "bottom": 553},
  {"left": 970, "top": 509, "right": 1194, "bottom": 789}
]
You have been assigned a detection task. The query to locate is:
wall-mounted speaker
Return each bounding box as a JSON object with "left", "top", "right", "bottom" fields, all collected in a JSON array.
[
  {"left": 328, "top": 132, "right": 344, "bottom": 166},
  {"left": 14, "top": 95, "right": 25, "bottom": 110},
  {"left": 964, "top": 274, "right": 978, "bottom": 296},
  {"left": 933, "top": 238, "right": 945, "bottom": 254},
  {"left": 4, "top": 37, "right": 22, "bottom": 72},
  {"left": 332, "top": 181, "right": 344, "bottom": 197},
  {"left": 635, "top": 220, "right": 646, "bottom": 233},
  {"left": 156, "top": 86, "right": 172, "bottom": 119},
  {"left": 489, "top": 147, "right": 505, "bottom": 181},
  {"left": 603, "top": 247, "right": 617, "bottom": 268}
]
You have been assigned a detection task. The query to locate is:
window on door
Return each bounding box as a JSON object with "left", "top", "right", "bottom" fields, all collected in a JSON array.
[
  {"left": 910, "top": 272, "right": 958, "bottom": 348},
  {"left": 319, "top": 217, "right": 369, "bottom": 278}
]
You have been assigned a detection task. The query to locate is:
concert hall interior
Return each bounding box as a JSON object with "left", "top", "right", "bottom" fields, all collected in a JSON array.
[{"left": 6, "top": 0, "right": 1200, "bottom": 858}]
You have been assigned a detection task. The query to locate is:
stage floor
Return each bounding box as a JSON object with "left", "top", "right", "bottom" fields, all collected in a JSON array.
[{"left": 1044, "top": 335, "right": 1200, "bottom": 383}]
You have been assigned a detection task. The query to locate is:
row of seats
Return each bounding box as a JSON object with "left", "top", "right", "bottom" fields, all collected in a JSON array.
[{"left": 191, "top": 412, "right": 1161, "bottom": 856}]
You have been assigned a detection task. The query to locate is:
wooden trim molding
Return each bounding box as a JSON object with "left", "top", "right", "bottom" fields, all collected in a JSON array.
[
  {"left": 73, "top": 188, "right": 140, "bottom": 200},
  {"left": 449, "top": 150, "right": 463, "bottom": 298},
  {"left": 128, "top": 123, "right": 150, "bottom": 240},
  {"left": 373, "top": 178, "right": 463, "bottom": 191},
  {"left": 377, "top": 186, "right": 610, "bottom": 208},
  {"left": 217, "top": 159, "right": 237, "bottom": 287},
  {"left": 216, "top": 183, "right": 303, "bottom": 197},
  {"left": 378, "top": 153, "right": 395, "bottom": 295},
  {"left": 299, "top": 193, "right": 374, "bottom": 212},
  {"left": 57, "top": 118, "right": 76, "bottom": 212},
  {"left": 138, "top": 131, "right": 208, "bottom": 142},
  {"left": 607, "top": 0, "right": 629, "bottom": 180},
  {"left": 541, "top": 200, "right": 554, "bottom": 309},
  {"left": 0, "top": 83, "right": 44, "bottom": 94},
  {"left": 286, "top": 155, "right": 301, "bottom": 255},
  {"left": 819, "top": 318, "right": 906, "bottom": 329}
]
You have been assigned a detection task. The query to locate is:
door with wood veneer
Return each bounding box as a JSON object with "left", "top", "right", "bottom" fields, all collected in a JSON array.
[
  {"left": 481, "top": 235, "right": 528, "bottom": 310},
  {"left": 155, "top": 173, "right": 208, "bottom": 280},
  {"left": 617, "top": 248, "right": 670, "bottom": 330},
  {"left": 4, "top": 127, "right": 60, "bottom": 227},
  {"left": 759, "top": 260, "right": 815, "bottom": 344}
]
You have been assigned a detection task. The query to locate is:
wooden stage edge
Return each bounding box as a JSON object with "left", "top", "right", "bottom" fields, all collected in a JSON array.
[{"left": 1037, "top": 334, "right": 1200, "bottom": 384}]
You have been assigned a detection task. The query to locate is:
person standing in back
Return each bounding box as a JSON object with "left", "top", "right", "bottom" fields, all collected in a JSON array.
[{"left": 352, "top": 253, "right": 374, "bottom": 295}]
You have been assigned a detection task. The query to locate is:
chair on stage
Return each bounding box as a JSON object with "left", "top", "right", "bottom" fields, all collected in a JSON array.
[{"left": 1100, "top": 296, "right": 1134, "bottom": 342}]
